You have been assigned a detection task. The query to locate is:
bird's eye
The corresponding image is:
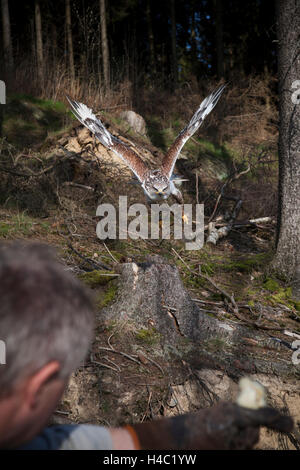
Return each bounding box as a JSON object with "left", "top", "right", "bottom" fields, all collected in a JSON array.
[
  {"left": 153, "top": 185, "right": 168, "bottom": 193},
  {"left": 156, "top": 186, "right": 167, "bottom": 192}
]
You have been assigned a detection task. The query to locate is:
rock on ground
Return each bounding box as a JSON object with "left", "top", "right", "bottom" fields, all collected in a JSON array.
[{"left": 119, "top": 110, "right": 147, "bottom": 136}]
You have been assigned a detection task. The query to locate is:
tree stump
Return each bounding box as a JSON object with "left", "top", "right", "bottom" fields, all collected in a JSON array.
[{"left": 100, "top": 255, "right": 299, "bottom": 379}]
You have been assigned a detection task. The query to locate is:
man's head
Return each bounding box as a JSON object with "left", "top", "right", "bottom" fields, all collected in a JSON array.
[{"left": 0, "top": 241, "right": 94, "bottom": 448}]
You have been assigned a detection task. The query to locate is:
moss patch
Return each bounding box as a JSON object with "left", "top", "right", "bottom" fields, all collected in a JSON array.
[
  {"left": 263, "top": 279, "right": 300, "bottom": 311},
  {"left": 200, "top": 262, "right": 216, "bottom": 276},
  {"left": 222, "top": 253, "right": 271, "bottom": 273},
  {"left": 95, "top": 283, "right": 119, "bottom": 309},
  {"left": 263, "top": 278, "right": 280, "bottom": 292},
  {"left": 135, "top": 327, "right": 161, "bottom": 345},
  {"left": 78, "top": 270, "right": 118, "bottom": 288}
]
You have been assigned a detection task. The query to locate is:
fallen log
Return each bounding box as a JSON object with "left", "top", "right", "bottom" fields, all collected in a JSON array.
[{"left": 206, "top": 199, "right": 242, "bottom": 245}]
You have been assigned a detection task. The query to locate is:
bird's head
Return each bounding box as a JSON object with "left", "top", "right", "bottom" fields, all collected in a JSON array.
[{"left": 143, "top": 170, "right": 170, "bottom": 201}]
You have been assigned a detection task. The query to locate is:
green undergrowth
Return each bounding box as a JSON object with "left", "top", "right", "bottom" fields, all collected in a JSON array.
[
  {"left": 95, "top": 282, "right": 119, "bottom": 309},
  {"left": 180, "top": 251, "right": 271, "bottom": 281},
  {"left": 176, "top": 249, "right": 300, "bottom": 313},
  {"left": 78, "top": 270, "right": 118, "bottom": 288},
  {"left": 221, "top": 253, "right": 272, "bottom": 273},
  {"left": 8, "top": 94, "right": 67, "bottom": 112},
  {"left": 3, "top": 94, "right": 70, "bottom": 148},
  {"left": 135, "top": 327, "right": 161, "bottom": 346},
  {"left": 263, "top": 278, "right": 300, "bottom": 311},
  {"left": 0, "top": 213, "right": 51, "bottom": 238}
]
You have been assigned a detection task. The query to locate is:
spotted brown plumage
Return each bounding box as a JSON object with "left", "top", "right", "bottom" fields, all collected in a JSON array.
[{"left": 67, "top": 85, "right": 225, "bottom": 204}]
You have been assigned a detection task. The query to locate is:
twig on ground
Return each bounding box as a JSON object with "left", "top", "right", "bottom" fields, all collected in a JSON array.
[
  {"left": 103, "top": 242, "right": 119, "bottom": 264},
  {"left": 141, "top": 388, "right": 153, "bottom": 422},
  {"left": 103, "top": 356, "right": 121, "bottom": 372},
  {"left": 63, "top": 181, "right": 94, "bottom": 191},
  {"left": 206, "top": 199, "right": 243, "bottom": 245},
  {"left": 67, "top": 242, "right": 111, "bottom": 271},
  {"left": 172, "top": 247, "right": 240, "bottom": 316},
  {"left": 54, "top": 410, "right": 70, "bottom": 416},
  {"left": 139, "top": 353, "right": 165, "bottom": 375},
  {"left": 98, "top": 346, "right": 142, "bottom": 366},
  {"left": 171, "top": 248, "right": 283, "bottom": 332},
  {"left": 91, "top": 359, "right": 120, "bottom": 372}
]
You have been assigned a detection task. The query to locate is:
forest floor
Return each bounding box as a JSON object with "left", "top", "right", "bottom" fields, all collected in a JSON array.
[{"left": 0, "top": 94, "right": 299, "bottom": 449}]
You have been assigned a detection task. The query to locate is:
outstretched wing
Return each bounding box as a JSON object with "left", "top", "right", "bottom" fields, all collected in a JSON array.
[
  {"left": 66, "top": 96, "right": 148, "bottom": 182},
  {"left": 161, "top": 85, "right": 226, "bottom": 179}
]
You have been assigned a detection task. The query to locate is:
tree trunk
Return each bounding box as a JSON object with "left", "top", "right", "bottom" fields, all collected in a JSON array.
[
  {"left": 146, "top": 0, "right": 155, "bottom": 78},
  {"left": 0, "top": 105, "right": 3, "bottom": 137},
  {"left": 214, "top": 0, "right": 224, "bottom": 79},
  {"left": 65, "top": 0, "right": 75, "bottom": 81},
  {"left": 1, "top": 0, "right": 14, "bottom": 77},
  {"left": 170, "top": 0, "right": 178, "bottom": 90},
  {"left": 190, "top": 5, "right": 198, "bottom": 73},
  {"left": 100, "top": 0, "right": 110, "bottom": 91},
  {"left": 272, "top": 0, "right": 300, "bottom": 299},
  {"left": 51, "top": 22, "right": 58, "bottom": 64},
  {"left": 35, "top": 0, "right": 44, "bottom": 87}
]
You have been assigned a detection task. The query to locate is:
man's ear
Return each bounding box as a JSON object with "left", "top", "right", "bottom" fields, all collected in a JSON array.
[{"left": 25, "top": 361, "right": 61, "bottom": 409}]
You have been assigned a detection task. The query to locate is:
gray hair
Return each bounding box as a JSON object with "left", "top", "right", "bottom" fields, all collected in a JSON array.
[{"left": 0, "top": 241, "right": 94, "bottom": 396}]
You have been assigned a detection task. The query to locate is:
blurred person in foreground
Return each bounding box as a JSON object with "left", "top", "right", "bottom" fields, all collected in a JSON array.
[{"left": 0, "top": 242, "right": 293, "bottom": 450}]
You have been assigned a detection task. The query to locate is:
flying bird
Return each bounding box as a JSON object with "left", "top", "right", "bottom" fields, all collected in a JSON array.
[{"left": 67, "top": 85, "right": 225, "bottom": 205}]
